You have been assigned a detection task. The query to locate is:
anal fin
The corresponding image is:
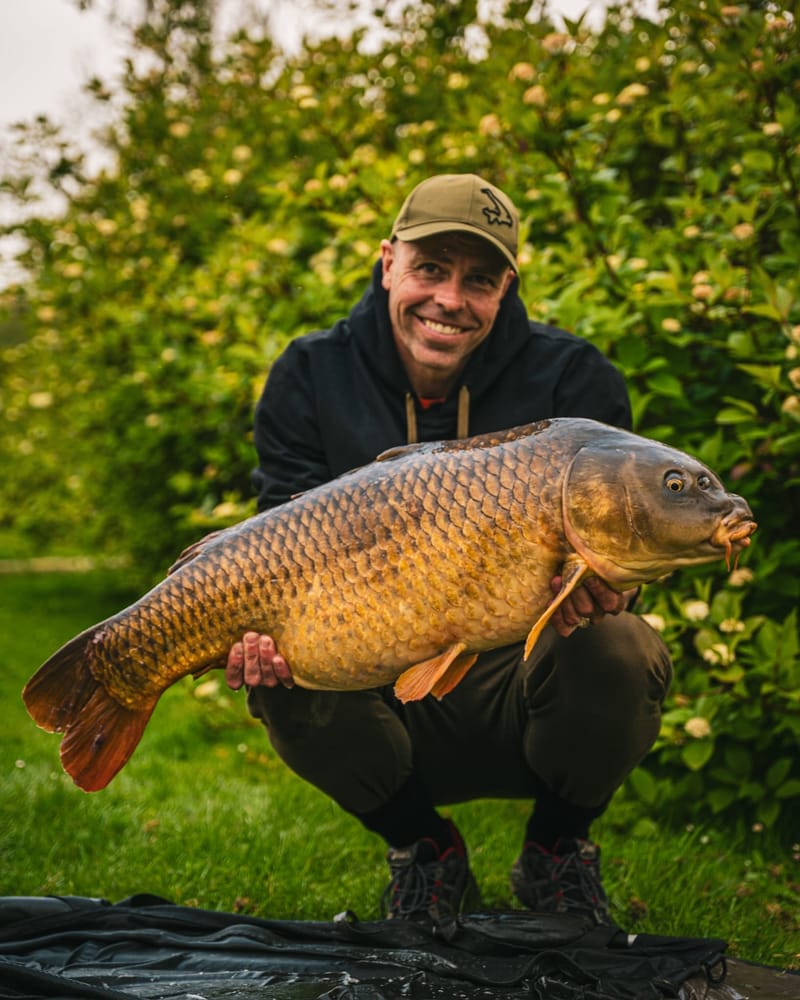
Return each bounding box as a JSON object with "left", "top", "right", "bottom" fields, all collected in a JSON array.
[
  {"left": 431, "top": 651, "right": 478, "bottom": 700},
  {"left": 394, "top": 642, "right": 475, "bottom": 703}
]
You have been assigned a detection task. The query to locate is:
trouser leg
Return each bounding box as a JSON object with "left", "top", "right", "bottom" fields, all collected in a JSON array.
[{"left": 519, "top": 613, "right": 673, "bottom": 809}]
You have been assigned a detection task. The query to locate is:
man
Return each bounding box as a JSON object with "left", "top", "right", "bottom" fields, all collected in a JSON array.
[{"left": 226, "top": 173, "right": 672, "bottom": 933}]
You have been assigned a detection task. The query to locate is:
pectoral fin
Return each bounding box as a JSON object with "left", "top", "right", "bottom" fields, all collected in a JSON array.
[
  {"left": 394, "top": 642, "right": 476, "bottom": 703},
  {"left": 523, "top": 556, "right": 591, "bottom": 660}
]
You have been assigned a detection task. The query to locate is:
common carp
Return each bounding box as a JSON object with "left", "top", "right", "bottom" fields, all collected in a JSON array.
[{"left": 23, "top": 417, "right": 756, "bottom": 792}]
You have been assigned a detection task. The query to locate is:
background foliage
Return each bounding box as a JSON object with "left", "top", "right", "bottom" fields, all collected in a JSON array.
[{"left": 1, "top": 0, "right": 798, "bottom": 832}]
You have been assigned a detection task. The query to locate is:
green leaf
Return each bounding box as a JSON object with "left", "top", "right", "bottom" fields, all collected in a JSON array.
[
  {"left": 765, "top": 757, "right": 792, "bottom": 789},
  {"left": 776, "top": 779, "right": 800, "bottom": 800},
  {"left": 740, "top": 781, "right": 765, "bottom": 801},
  {"left": 628, "top": 767, "right": 658, "bottom": 805},
  {"left": 724, "top": 746, "right": 752, "bottom": 780},
  {"left": 631, "top": 816, "right": 659, "bottom": 838},
  {"left": 708, "top": 787, "right": 736, "bottom": 813},
  {"left": 736, "top": 364, "right": 784, "bottom": 390},
  {"left": 741, "top": 149, "right": 774, "bottom": 172},
  {"left": 682, "top": 740, "right": 714, "bottom": 771},
  {"left": 709, "top": 665, "right": 745, "bottom": 684},
  {"left": 646, "top": 372, "right": 685, "bottom": 399},
  {"left": 741, "top": 302, "right": 786, "bottom": 321},
  {"left": 756, "top": 799, "right": 781, "bottom": 827}
]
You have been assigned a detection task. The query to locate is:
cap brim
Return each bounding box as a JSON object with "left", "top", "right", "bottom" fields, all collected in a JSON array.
[{"left": 393, "top": 221, "right": 517, "bottom": 271}]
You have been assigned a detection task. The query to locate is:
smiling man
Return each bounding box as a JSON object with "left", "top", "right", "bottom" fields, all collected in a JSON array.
[{"left": 227, "top": 174, "right": 672, "bottom": 935}]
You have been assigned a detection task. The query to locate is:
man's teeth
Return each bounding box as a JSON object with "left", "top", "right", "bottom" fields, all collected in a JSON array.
[{"left": 425, "top": 319, "right": 462, "bottom": 335}]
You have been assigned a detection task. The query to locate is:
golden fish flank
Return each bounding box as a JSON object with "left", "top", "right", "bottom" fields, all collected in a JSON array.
[{"left": 22, "top": 417, "right": 756, "bottom": 791}]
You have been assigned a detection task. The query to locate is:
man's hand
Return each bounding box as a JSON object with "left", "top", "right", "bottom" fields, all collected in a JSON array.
[
  {"left": 547, "top": 576, "right": 635, "bottom": 638},
  {"left": 225, "top": 632, "right": 294, "bottom": 690}
]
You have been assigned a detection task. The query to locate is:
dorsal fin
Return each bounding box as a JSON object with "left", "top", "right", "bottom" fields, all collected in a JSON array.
[
  {"left": 375, "top": 442, "right": 438, "bottom": 462},
  {"left": 167, "top": 527, "right": 229, "bottom": 575}
]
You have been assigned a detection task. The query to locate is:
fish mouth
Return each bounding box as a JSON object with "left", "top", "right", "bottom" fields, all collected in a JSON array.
[{"left": 711, "top": 510, "right": 758, "bottom": 570}]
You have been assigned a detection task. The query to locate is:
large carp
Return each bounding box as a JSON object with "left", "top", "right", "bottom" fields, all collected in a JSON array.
[{"left": 23, "top": 418, "right": 756, "bottom": 792}]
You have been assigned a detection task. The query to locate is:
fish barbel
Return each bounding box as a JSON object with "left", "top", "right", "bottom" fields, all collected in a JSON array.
[{"left": 23, "top": 418, "right": 756, "bottom": 791}]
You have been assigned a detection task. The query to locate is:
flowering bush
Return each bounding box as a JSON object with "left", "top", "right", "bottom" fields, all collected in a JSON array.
[
  {"left": 0, "top": 0, "right": 797, "bottom": 830},
  {"left": 630, "top": 571, "right": 799, "bottom": 831}
]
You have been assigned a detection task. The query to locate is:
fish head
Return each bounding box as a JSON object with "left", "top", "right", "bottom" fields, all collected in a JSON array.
[{"left": 562, "top": 435, "right": 757, "bottom": 589}]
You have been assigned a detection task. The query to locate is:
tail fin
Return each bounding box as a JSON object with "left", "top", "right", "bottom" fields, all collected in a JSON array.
[{"left": 22, "top": 627, "right": 156, "bottom": 792}]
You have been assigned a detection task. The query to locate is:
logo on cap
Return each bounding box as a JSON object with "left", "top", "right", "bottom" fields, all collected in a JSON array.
[{"left": 481, "top": 188, "right": 513, "bottom": 228}]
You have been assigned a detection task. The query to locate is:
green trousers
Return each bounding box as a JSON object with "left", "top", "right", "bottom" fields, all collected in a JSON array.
[{"left": 247, "top": 613, "right": 672, "bottom": 813}]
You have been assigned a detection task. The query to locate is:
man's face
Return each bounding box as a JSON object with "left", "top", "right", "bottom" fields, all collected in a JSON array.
[{"left": 380, "top": 233, "right": 515, "bottom": 395}]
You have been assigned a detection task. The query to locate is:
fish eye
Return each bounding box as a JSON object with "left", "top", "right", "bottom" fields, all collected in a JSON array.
[{"left": 664, "top": 470, "right": 685, "bottom": 493}]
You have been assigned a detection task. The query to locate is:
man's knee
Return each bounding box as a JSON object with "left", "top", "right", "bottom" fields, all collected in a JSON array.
[{"left": 550, "top": 613, "right": 672, "bottom": 709}]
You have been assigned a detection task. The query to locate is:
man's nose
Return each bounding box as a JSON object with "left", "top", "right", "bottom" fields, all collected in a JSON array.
[{"left": 433, "top": 276, "right": 467, "bottom": 311}]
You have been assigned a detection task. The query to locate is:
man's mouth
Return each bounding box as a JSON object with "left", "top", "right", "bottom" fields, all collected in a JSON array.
[{"left": 419, "top": 317, "right": 464, "bottom": 336}]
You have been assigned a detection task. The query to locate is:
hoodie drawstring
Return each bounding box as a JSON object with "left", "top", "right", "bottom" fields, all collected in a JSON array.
[
  {"left": 404, "top": 386, "right": 470, "bottom": 445},
  {"left": 405, "top": 393, "right": 418, "bottom": 445},
  {"left": 457, "top": 385, "right": 470, "bottom": 440}
]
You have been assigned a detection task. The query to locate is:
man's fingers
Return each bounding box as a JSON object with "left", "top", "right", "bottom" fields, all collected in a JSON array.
[
  {"left": 567, "top": 589, "right": 597, "bottom": 621},
  {"left": 584, "top": 577, "right": 626, "bottom": 614},
  {"left": 225, "top": 641, "right": 245, "bottom": 690},
  {"left": 270, "top": 653, "right": 294, "bottom": 688},
  {"left": 226, "top": 632, "right": 294, "bottom": 689},
  {"left": 243, "top": 631, "right": 265, "bottom": 686}
]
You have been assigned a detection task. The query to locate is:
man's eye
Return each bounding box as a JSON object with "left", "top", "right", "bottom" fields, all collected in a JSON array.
[{"left": 468, "top": 274, "right": 501, "bottom": 291}]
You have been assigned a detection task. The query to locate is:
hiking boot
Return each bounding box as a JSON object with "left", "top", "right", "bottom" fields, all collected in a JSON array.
[
  {"left": 381, "top": 822, "right": 479, "bottom": 937},
  {"left": 510, "top": 837, "right": 611, "bottom": 924}
]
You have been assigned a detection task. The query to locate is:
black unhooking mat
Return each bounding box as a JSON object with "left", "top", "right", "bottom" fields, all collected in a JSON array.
[{"left": 0, "top": 894, "right": 792, "bottom": 1000}]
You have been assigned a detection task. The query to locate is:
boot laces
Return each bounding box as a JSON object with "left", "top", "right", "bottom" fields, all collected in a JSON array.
[
  {"left": 550, "top": 845, "right": 606, "bottom": 913},
  {"left": 383, "top": 842, "right": 460, "bottom": 919}
]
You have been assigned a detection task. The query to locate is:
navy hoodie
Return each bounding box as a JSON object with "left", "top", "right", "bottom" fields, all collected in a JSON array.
[{"left": 252, "top": 260, "right": 631, "bottom": 511}]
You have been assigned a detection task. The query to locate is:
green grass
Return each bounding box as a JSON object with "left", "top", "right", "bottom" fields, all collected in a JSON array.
[{"left": 1, "top": 570, "right": 797, "bottom": 969}]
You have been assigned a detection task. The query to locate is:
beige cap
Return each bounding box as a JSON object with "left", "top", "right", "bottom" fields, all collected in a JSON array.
[{"left": 391, "top": 173, "right": 519, "bottom": 270}]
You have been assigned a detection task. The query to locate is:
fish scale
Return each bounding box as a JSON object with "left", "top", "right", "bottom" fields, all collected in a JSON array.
[{"left": 22, "top": 417, "right": 756, "bottom": 791}]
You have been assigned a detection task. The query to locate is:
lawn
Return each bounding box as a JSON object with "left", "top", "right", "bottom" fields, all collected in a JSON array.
[{"left": 1, "top": 569, "right": 797, "bottom": 970}]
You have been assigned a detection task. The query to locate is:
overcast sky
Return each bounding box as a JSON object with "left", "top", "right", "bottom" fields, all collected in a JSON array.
[{"left": 1, "top": 1, "right": 122, "bottom": 130}]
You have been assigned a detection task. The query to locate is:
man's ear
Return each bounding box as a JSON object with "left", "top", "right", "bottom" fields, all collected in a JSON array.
[
  {"left": 500, "top": 268, "right": 516, "bottom": 298},
  {"left": 379, "top": 239, "right": 395, "bottom": 291}
]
